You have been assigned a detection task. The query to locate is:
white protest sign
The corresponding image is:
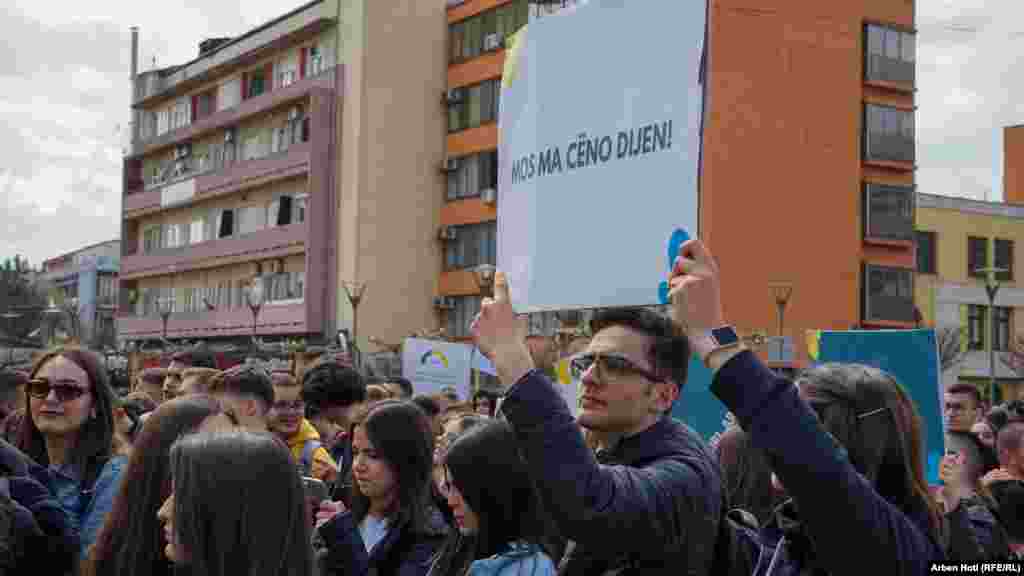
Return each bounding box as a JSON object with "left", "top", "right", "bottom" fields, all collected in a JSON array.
[
  {"left": 401, "top": 338, "right": 472, "bottom": 401},
  {"left": 498, "top": 0, "right": 707, "bottom": 312}
]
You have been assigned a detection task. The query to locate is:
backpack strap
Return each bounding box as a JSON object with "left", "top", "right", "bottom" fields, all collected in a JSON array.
[{"left": 300, "top": 439, "right": 322, "bottom": 477}]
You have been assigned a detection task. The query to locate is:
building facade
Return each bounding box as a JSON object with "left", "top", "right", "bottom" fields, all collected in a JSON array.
[
  {"left": 442, "top": 0, "right": 916, "bottom": 362},
  {"left": 41, "top": 240, "right": 121, "bottom": 347},
  {"left": 119, "top": 0, "right": 447, "bottom": 349},
  {"left": 915, "top": 193, "right": 1024, "bottom": 398}
]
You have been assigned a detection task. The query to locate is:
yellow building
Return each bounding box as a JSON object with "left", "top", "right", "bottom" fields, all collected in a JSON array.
[{"left": 915, "top": 193, "right": 1024, "bottom": 399}]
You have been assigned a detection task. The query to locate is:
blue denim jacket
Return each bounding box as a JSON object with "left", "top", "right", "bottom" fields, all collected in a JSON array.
[
  {"left": 467, "top": 542, "right": 556, "bottom": 576},
  {"left": 49, "top": 456, "right": 126, "bottom": 558}
]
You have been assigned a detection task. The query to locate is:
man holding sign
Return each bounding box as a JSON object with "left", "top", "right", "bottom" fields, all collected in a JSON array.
[{"left": 471, "top": 272, "right": 721, "bottom": 576}]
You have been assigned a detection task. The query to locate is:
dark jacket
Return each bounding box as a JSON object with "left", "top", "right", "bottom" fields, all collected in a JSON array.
[
  {"left": 711, "top": 351, "right": 943, "bottom": 576},
  {"left": 316, "top": 507, "right": 447, "bottom": 576},
  {"left": 0, "top": 438, "right": 79, "bottom": 574},
  {"left": 499, "top": 369, "right": 722, "bottom": 576}
]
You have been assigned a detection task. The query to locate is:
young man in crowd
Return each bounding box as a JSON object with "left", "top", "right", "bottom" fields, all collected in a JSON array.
[
  {"left": 943, "top": 431, "right": 1009, "bottom": 557},
  {"left": 302, "top": 359, "right": 367, "bottom": 494},
  {"left": 208, "top": 363, "right": 274, "bottom": 431},
  {"left": 135, "top": 367, "right": 166, "bottom": 405},
  {"left": 179, "top": 367, "right": 221, "bottom": 396},
  {"left": 268, "top": 371, "right": 338, "bottom": 483},
  {"left": 946, "top": 383, "right": 983, "bottom": 434},
  {"left": 471, "top": 272, "right": 721, "bottom": 575},
  {"left": 163, "top": 348, "right": 218, "bottom": 401},
  {"left": 383, "top": 377, "right": 414, "bottom": 399}
]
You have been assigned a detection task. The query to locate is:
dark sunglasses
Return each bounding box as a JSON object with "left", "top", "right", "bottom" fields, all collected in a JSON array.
[
  {"left": 569, "top": 352, "right": 663, "bottom": 383},
  {"left": 27, "top": 379, "right": 90, "bottom": 402}
]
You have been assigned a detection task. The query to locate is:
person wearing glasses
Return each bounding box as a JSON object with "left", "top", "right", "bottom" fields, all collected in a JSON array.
[
  {"left": 17, "top": 346, "right": 126, "bottom": 558},
  {"left": 268, "top": 371, "right": 338, "bottom": 483},
  {"left": 470, "top": 274, "right": 722, "bottom": 576},
  {"left": 208, "top": 364, "right": 275, "bottom": 432}
]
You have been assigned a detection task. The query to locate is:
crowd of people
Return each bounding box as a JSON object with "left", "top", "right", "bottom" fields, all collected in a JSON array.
[{"left": 0, "top": 238, "right": 1020, "bottom": 574}]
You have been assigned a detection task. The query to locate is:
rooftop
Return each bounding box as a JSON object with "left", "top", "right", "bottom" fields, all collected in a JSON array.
[{"left": 916, "top": 192, "right": 1024, "bottom": 220}]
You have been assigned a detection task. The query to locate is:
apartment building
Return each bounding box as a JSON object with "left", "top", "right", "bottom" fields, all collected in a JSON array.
[
  {"left": 41, "top": 240, "right": 121, "bottom": 347},
  {"left": 119, "top": 0, "right": 448, "bottom": 349},
  {"left": 915, "top": 193, "right": 1024, "bottom": 397},
  {"left": 442, "top": 1, "right": 916, "bottom": 362}
]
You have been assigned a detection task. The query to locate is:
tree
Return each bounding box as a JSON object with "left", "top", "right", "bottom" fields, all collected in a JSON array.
[
  {"left": 0, "top": 255, "right": 46, "bottom": 342},
  {"left": 936, "top": 325, "right": 968, "bottom": 372}
]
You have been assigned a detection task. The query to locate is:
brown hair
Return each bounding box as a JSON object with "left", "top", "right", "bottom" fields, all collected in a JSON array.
[
  {"left": 181, "top": 368, "right": 222, "bottom": 395},
  {"left": 19, "top": 347, "right": 117, "bottom": 490},
  {"left": 85, "top": 395, "right": 226, "bottom": 576},
  {"left": 440, "top": 403, "right": 474, "bottom": 428}
]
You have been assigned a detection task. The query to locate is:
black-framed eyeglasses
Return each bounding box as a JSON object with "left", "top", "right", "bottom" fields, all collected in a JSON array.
[
  {"left": 27, "top": 379, "right": 91, "bottom": 403},
  {"left": 569, "top": 352, "right": 663, "bottom": 383}
]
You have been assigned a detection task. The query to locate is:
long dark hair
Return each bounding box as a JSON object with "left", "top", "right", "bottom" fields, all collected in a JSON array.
[
  {"left": 169, "top": 430, "right": 312, "bottom": 576},
  {"left": 430, "top": 421, "right": 557, "bottom": 576},
  {"left": 714, "top": 426, "right": 776, "bottom": 525},
  {"left": 351, "top": 400, "right": 434, "bottom": 533},
  {"left": 797, "top": 363, "right": 942, "bottom": 541},
  {"left": 84, "top": 395, "right": 225, "bottom": 576},
  {"left": 19, "top": 347, "right": 116, "bottom": 487}
]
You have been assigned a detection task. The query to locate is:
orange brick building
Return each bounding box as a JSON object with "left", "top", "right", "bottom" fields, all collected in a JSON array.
[{"left": 441, "top": 0, "right": 917, "bottom": 362}]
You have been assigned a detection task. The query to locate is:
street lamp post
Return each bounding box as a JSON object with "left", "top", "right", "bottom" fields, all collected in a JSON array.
[
  {"left": 976, "top": 266, "right": 1007, "bottom": 407},
  {"left": 158, "top": 297, "right": 173, "bottom": 345},
  {"left": 1, "top": 311, "right": 21, "bottom": 365},
  {"left": 245, "top": 278, "right": 265, "bottom": 349},
  {"left": 768, "top": 282, "right": 794, "bottom": 363},
  {"left": 67, "top": 297, "right": 80, "bottom": 343},
  {"left": 342, "top": 281, "right": 367, "bottom": 367}
]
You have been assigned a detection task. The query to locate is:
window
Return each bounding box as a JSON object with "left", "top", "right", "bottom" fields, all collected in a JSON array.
[
  {"left": 295, "top": 194, "right": 307, "bottom": 224},
  {"left": 268, "top": 196, "right": 297, "bottom": 226},
  {"left": 170, "top": 98, "right": 191, "bottom": 131},
  {"left": 995, "top": 307, "right": 1012, "bottom": 351},
  {"left": 916, "top": 231, "right": 936, "bottom": 275},
  {"left": 864, "top": 104, "right": 914, "bottom": 164},
  {"left": 447, "top": 151, "right": 497, "bottom": 201},
  {"left": 246, "top": 70, "right": 266, "bottom": 99},
  {"left": 307, "top": 45, "right": 324, "bottom": 76},
  {"left": 968, "top": 236, "right": 988, "bottom": 278},
  {"left": 162, "top": 223, "right": 185, "bottom": 249},
  {"left": 277, "top": 52, "right": 299, "bottom": 88},
  {"left": 864, "top": 183, "right": 913, "bottom": 240},
  {"left": 195, "top": 90, "right": 216, "bottom": 121},
  {"left": 449, "top": 79, "right": 501, "bottom": 133},
  {"left": 237, "top": 205, "right": 266, "bottom": 235},
  {"left": 967, "top": 305, "right": 1012, "bottom": 352},
  {"left": 865, "top": 24, "right": 915, "bottom": 86},
  {"left": 447, "top": 296, "right": 482, "bottom": 339},
  {"left": 444, "top": 222, "right": 497, "bottom": 270},
  {"left": 142, "top": 226, "right": 162, "bottom": 253},
  {"left": 449, "top": 0, "right": 528, "bottom": 64},
  {"left": 189, "top": 218, "right": 206, "bottom": 244},
  {"left": 216, "top": 209, "right": 235, "bottom": 238},
  {"left": 218, "top": 78, "right": 241, "bottom": 111},
  {"left": 995, "top": 239, "right": 1014, "bottom": 281},
  {"left": 863, "top": 264, "right": 914, "bottom": 323},
  {"left": 968, "top": 304, "right": 986, "bottom": 351},
  {"left": 97, "top": 276, "right": 117, "bottom": 307},
  {"left": 157, "top": 109, "right": 170, "bottom": 136}
]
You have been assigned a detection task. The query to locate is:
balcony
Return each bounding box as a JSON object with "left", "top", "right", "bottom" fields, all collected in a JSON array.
[
  {"left": 118, "top": 301, "right": 307, "bottom": 340},
  {"left": 124, "top": 141, "right": 311, "bottom": 216},
  {"left": 132, "top": 66, "right": 336, "bottom": 156},
  {"left": 121, "top": 222, "right": 307, "bottom": 280}
]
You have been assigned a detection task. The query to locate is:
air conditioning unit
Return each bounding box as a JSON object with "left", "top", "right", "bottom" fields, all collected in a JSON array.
[
  {"left": 438, "top": 226, "right": 457, "bottom": 241},
  {"left": 481, "top": 188, "right": 496, "bottom": 205},
  {"left": 441, "top": 157, "right": 459, "bottom": 173},
  {"left": 444, "top": 88, "right": 464, "bottom": 106},
  {"left": 224, "top": 129, "right": 235, "bottom": 143},
  {"left": 484, "top": 33, "right": 501, "bottom": 52},
  {"left": 433, "top": 296, "right": 455, "bottom": 310}
]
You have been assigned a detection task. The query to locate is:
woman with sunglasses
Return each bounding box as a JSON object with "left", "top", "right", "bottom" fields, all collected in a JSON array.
[
  {"left": 83, "top": 394, "right": 238, "bottom": 576},
  {"left": 427, "top": 420, "right": 557, "bottom": 576},
  {"left": 18, "top": 346, "right": 125, "bottom": 558}
]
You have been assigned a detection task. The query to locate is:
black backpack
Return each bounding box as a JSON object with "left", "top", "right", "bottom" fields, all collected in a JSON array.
[{"left": 710, "top": 501, "right": 765, "bottom": 576}]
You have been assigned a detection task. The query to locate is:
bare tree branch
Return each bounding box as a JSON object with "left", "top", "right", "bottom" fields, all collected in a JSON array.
[
  {"left": 936, "top": 325, "right": 968, "bottom": 372},
  {"left": 1001, "top": 333, "right": 1024, "bottom": 377}
]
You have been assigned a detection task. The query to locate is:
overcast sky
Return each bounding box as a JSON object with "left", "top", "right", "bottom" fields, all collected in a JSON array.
[{"left": 1, "top": 1, "right": 1021, "bottom": 267}]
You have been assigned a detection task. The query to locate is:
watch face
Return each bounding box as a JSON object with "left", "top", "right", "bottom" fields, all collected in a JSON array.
[{"left": 711, "top": 326, "right": 740, "bottom": 346}]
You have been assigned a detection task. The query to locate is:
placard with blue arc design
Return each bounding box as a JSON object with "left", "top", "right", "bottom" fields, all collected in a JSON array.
[{"left": 659, "top": 228, "right": 691, "bottom": 304}]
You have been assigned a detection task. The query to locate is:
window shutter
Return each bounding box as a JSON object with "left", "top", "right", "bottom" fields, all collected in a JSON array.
[
  {"left": 265, "top": 62, "right": 274, "bottom": 91},
  {"left": 278, "top": 196, "right": 293, "bottom": 225},
  {"left": 191, "top": 95, "right": 199, "bottom": 122},
  {"left": 299, "top": 47, "right": 307, "bottom": 79},
  {"left": 241, "top": 72, "right": 248, "bottom": 101}
]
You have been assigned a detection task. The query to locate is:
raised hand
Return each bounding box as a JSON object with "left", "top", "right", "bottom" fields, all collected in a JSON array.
[
  {"left": 470, "top": 271, "right": 533, "bottom": 386},
  {"left": 667, "top": 239, "right": 724, "bottom": 338},
  {"left": 938, "top": 452, "right": 965, "bottom": 510}
]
